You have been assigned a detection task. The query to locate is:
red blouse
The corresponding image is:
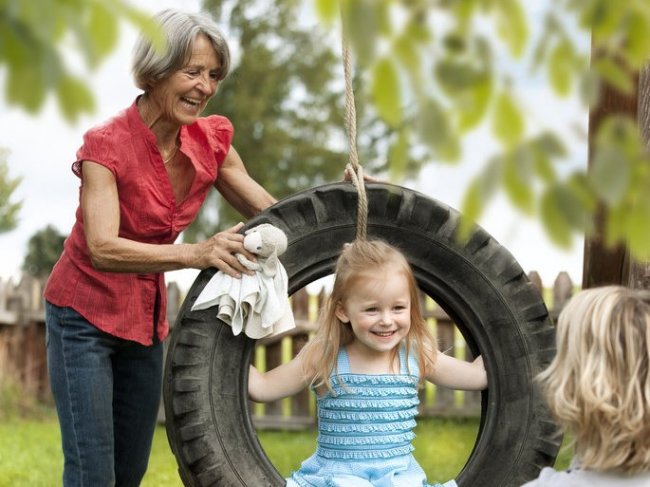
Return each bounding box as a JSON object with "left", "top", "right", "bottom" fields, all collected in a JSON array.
[{"left": 44, "top": 99, "right": 234, "bottom": 345}]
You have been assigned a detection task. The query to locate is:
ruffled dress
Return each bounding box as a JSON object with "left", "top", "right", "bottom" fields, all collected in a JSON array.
[{"left": 286, "top": 346, "right": 458, "bottom": 487}]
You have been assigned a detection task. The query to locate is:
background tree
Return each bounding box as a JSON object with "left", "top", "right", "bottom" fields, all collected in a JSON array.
[
  {"left": 22, "top": 225, "right": 66, "bottom": 279},
  {"left": 314, "top": 0, "right": 650, "bottom": 263},
  {"left": 185, "top": 0, "right": 426, "bottom": 239},
  {"left": 0, "top": 149, "right": 22, "bottom": 233},
  {"left": 3, "top": 0, "right": 650, "bottom": 263}
]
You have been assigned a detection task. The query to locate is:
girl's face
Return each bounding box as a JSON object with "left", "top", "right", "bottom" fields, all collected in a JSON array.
[
  {"left": 149, "top": 34, "right": 221, "bottom": 125},
  {"left": 335, "top": 267, "right": 412, "bottom": 358}
]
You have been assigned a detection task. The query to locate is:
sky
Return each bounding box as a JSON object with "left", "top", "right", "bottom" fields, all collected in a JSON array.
[{"left": 0, "top": 0, "right": 588, "bottom": 293}]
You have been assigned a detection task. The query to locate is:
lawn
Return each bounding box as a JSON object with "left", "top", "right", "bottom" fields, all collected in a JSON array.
[{"left": 0, "top": 414, "right": 573, "bottom": 486}]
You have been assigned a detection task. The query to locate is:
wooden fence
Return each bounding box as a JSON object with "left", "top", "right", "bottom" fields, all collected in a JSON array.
[{"left": 0, "top": 271, "right": 575, "bottom": 427}]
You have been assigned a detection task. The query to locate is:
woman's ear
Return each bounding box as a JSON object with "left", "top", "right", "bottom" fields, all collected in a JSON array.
[{"left": 335, "top": 303, "right": 350, "bottom": 323}]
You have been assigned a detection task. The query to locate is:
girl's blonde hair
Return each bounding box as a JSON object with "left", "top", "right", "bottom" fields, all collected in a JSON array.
[
  {"left": 537, "top": 285, "right": 650, "bottom": 474},
  {"left": 301, "top": 239, "right": 437, "bottom": 393}
]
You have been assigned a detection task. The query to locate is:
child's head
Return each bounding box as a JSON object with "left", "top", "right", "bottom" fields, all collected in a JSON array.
[
  {"left": 306, "top": 239, "right": 436, "bottom": 390},
  {"left": 538, "top": 285, "right": 650, "bottom": 474}
]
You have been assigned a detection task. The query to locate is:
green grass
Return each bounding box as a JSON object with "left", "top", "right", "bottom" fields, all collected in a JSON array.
[{"left": 0, "top": 415, "right": 574, "bottom": 486}]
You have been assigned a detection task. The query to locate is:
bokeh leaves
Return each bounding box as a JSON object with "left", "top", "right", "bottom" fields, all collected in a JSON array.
[
  {"left": 320, "top": 0, "right": 650, "bottom": 260},
  {"left": 0, "top": 0, "right": 161, "bottom": 122}
]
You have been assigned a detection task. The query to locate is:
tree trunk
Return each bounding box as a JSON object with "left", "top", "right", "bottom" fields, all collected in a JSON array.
[{"left": 582, "top": 41, "right": 639, "bottom": 289}]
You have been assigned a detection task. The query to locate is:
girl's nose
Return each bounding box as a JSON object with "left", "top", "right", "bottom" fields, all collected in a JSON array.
[{"left": 379, "top": 311, "right": 393, "bottom": 325}]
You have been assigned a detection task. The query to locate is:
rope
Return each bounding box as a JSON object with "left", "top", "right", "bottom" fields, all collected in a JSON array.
[{"left": 342, "top": 38, "right": 368, "bottom": 241}]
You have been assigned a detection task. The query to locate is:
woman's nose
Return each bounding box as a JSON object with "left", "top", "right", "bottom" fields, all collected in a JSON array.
[{"left": 196, "top": 74, "right": 216, "bottom": 95}]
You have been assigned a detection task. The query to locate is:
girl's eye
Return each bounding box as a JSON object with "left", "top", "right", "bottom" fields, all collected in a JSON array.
[{"left": 364, "top": 307, "right": 378, "bottom": 313}]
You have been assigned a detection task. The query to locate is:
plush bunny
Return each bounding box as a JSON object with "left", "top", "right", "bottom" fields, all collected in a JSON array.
[{"left": 236, "top": 223, "right": 288, "bottom": 277}]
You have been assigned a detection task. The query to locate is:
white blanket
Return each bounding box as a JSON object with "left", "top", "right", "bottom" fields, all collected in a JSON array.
[{"left": 191, "top": 261, "right": 295, "bottom": 339}]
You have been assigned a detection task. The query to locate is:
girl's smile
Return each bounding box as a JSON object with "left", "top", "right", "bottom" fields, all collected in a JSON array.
[{"left": 335, "top": 265, "right": 412, "bottom": 360}]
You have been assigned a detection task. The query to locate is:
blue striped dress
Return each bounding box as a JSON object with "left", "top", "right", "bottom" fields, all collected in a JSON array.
[{"left": 286, "top": 346, "right": 458, "bottom": 487}]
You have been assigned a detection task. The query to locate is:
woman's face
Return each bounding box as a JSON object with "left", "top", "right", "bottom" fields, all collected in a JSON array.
[{"left": 149, "top": 34, "right": 221, "bottom": 126}]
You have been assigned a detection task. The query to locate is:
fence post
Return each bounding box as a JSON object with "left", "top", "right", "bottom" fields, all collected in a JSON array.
[
  {"left": 552, "top": 272, "right": 574, "bottom": 322},
  {"left": 433, "top": 307, "right": 455, "bottom": 411},
  {"left": 290, "top": 288, "right": 312, "bottom": 421}
]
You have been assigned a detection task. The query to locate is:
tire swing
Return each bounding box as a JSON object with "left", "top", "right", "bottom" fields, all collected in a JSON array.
[
  {"left": 163, "top": 182, "right": 561, "bottom": 487},
  {"left": 163, "top": 36, "right": 561, "bottom": 487}
]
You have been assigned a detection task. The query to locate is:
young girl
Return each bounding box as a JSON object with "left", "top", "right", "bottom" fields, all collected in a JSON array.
[
  {"left": 249, "top": 239, "right": 488, "bottom": 487},
  {"left": 521, "top": 286, "right": 650, "bottom": 486}
]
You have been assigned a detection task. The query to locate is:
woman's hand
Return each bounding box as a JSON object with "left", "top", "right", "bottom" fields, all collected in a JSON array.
[{"left": 193, "top": 222, "right": 257, "bottom": 278}]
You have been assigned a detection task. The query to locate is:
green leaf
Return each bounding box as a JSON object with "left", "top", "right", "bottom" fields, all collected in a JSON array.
[
  {"left": 342, "top": 0, "right": 377, "bottom": 65},
  {"left": 503, "top": 152, "right": 534, "bottom": 214},
  {"left": 589, "top": 145, "right": 630, "bottom": 205},
  {"left": 623, "top": 9, "right": 650, "bottom": 67},
  {"left": 579, "top": 70, "right": 600, "bottom": 106},
  {"left": 548, "top": 40, "right": 574, "bottom": 96},
  {"left": 492, "top": 91, "right": 524, "bottom": 147},
  {"left": 459, "top": 180, "right": 482, "bottom": 241},
  {"left": 625, "top": 196, "right": 650, "bottom": 260},
  {"left": 394, "top": 35, "right": 420, "bottom": 77},
  {"left": 458, "top": 76, "right": 492, "bottom": 131},
  {"left": 540, "top": 186, "right": 573, "bottom": 248},
  {"left": 6, "top": 64, "right": 47, "bottom": 113},
  {"left": 86, "top": 2, "right": 119, "bottom": 66},
  {"left": 495, "top": 0, "right": 528, "bottom": 58},
  {"left": 388, "top": 129, "right": 409, "bottom": 180},
  {"left": 56, "top": 75, "right": 95, "bottom": 122},
  {"left": 416, "top": 98, "right": 453, "bottom": 157},
  {"left": 371, "top": 57, "right": 401, "bottom": 127},
  {"left": 314, "top": 0, "right": 340, "bottom": 23},
  {"left": 593, "top": 57, "right": 635, "bottom": 95}
]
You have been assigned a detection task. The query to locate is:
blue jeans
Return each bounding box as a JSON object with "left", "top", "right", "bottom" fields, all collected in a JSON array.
[{"left": 46, "top": 302, "right": 163, "bottom": 487}]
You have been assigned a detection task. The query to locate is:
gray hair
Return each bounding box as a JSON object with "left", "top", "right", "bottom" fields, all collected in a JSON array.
[{"left": 132, "top": 9, "right": 231, "bottom": 91}]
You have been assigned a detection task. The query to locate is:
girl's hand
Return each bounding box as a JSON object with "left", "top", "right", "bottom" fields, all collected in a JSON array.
[{"left": 427, "top": 352, "right": 488, "bottom": 391}]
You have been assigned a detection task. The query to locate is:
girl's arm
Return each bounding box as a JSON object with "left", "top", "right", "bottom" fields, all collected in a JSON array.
[
  {"left": 248, "top": 351, "right": 313, "bottom": 403},
  {"left": 425, "top": 353, "right": 487, "bottom": 391}
]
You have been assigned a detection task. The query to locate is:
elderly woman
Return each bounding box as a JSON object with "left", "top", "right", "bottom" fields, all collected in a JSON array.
[{"left": 44, "top": 9, "right": 275, "bottom": 486}]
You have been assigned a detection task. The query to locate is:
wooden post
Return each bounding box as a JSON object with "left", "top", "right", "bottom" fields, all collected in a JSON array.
[{"left": 290, "top": 288, "right": 311, "bottom": 420}]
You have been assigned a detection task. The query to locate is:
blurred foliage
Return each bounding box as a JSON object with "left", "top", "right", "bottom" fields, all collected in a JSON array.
[
  {"left": 315, "top": 0, "right": 650, "bottom": 260},
  {"left": 0, "top": 149, "right": 22, "bottom": 233},
  {"left": 0, "top": 0, "right": 162, "bottom": 123},
  {"left": 184, "top": 0, "right": 415, "bottom": 239},
  {"left": 3, "top": 0, "right": 650, "bottom": 258},
  {"left": 22, "top": 224, "right": 66, "bottom": 278}
]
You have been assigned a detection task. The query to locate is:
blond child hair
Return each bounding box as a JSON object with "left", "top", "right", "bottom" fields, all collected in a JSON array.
[
  {"left": 300, "top": 239, "right": 437, "bottom": 392},
  {"left": 537, "top": 285, "right": 650, "bottom": 475}
]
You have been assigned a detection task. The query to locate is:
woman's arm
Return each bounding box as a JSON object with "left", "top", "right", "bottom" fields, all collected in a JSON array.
[
  {"left": 82, "top": 161, "right": 255, "bottom": 277},
  {"left": 248, "top": 352, "right": 312, "bottom": 403},
  {"left": 214, "top": 146, "right": 276, "bottom": 218},
  {"left": 425, "top": 353, "right": 487, "bottom": 391}
]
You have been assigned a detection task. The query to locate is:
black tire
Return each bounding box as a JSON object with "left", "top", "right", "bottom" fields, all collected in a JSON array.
[{"left": 163, "top": 182, "right": 560, "bottom": 487}]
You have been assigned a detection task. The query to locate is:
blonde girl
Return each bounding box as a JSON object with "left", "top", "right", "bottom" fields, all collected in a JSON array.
[
  {"left": 522, "top": 286, "right": 650, "bottom": 486},
  {"left": 249, "top": 239, "right": 487, "bottom": 487}
]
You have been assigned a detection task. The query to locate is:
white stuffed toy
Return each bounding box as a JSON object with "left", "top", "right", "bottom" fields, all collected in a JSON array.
[
  {"left": 235, "top": 223, "right": 288, "bottom": 277},
  {"left": 191, "top": 223, "right": 295, "bottom": 339}
]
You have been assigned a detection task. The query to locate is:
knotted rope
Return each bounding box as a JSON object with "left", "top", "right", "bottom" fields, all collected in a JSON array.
[{"left": 341, "top": 39, "right": 368, "bottom": 241}]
